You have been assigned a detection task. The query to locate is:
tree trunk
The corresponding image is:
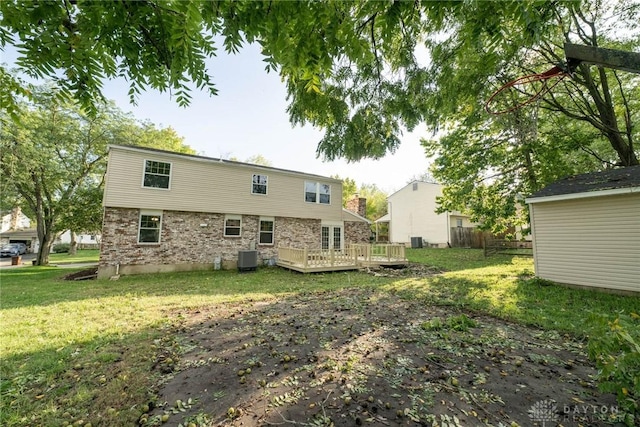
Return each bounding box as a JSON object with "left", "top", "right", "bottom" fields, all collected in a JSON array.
[
  {"left": 33, "top": 177, "right": 56, "bottom": 266},
  {"left": 69, "top": 230, "right": 78, "bottom": 255},
  {"left": 36, "top": 232, "right": 55, "bottom": 265}
]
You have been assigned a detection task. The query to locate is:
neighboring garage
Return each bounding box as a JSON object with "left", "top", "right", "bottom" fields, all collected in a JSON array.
[{"left": 526, "top": 166, "right": 640, "bottom": 294}]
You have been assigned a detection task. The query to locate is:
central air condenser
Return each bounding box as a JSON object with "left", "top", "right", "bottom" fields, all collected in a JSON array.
[{"left": 237, "top": 250, "right": 258, "bottom": 272}]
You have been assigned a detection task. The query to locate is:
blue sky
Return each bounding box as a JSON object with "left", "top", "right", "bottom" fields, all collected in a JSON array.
[{"left": 5, "top": 42, "right": 432, "bottom": 194}]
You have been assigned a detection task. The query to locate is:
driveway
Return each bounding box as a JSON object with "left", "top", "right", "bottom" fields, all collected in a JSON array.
[{"left": 0, "top": 252, "right": 36, "bottom": 268}]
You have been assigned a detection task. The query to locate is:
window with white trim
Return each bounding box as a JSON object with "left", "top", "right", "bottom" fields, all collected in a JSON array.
[
  {"left": 456, "top": 219, "right": 463, "bottom": 228},
  {"left": 138, "top": 211, "right": 162, "bottom": 243},
  {"left": 305, "top": 181, "right": 317, "bottom": 203},
  {"left": 143, "top": 160, "right": 171, "bottom": 189},
  {"left": 305, "top": 181, "right": 331, "bottom": 205},
  {"left": 224, "top": 215, "right": 242, "bottom": 237},
  {"left": 319, "top": 183, "right": 331, "bottom": 204},
  {"left": 259, "top": 218, "right": 274, "bottom": 245},
  {"left": 252, "top": 174, "right": 268, "bottom": 195}
]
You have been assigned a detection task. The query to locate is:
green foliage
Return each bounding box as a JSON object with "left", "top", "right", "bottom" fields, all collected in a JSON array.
[
  {"left": 420, "top": 314, "right": 477, "bottom": 332},
  {"left": 52, "top": 243, "right": 71, "bottom": 254},
  {"left": 2, "top": 0, "right": 638, "bottom": 235},
  {"left": 1, "top": 0, "right": 575, "bottom": 162},
  {"left": 357, "top": 183, "right": 388, "bottom": 221},
  {"left": 242, "top": 154, "right": 272, "bottom": 166},
  {"left": 422, "top": 0, "right": 639, "bottom": 231},
  {"left": 0, "top": 85, "right": 194, "bottom": 264},
  {"left": 333, "top": 176, "right": 388, "bottom": 221},
  {"left": 332, "top": 175, "right": 357, "bottom": 206},
  {"left": 588, "top": 312, "right": 640, "bottom": 419}
]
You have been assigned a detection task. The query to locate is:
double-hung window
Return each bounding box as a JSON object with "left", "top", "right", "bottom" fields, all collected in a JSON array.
[
  {"left": 319, "top": 184, "right": 331, "bottom": 204},
  {"left": 252, "top": 174, "right": 268, "bottom": 195},
  {"left": 224, "top": 215, "right": 242, "bottom": 237},
  {"left": 305, "top": 181, "right": 331, "bottom": 205},
  {"left": 143, "top": 160, "right": 171, "bottom": 189},
  {"left": 259, "top": 218, "right": 274, "bottom": 245},
  {"left": 305, "top": 181, "right": 317, "bottom": 203},
  {"left": 138, "top": 211, "right": 162, "bottom": 243}
]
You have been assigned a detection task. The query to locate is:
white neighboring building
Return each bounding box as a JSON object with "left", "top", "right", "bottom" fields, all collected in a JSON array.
[
  {"left": 0, "top": 207, "right": 38, "bottom": 252},
  {"left": 1, "top": 207, "right": 31, "bottom": 232},
  {"left": 0, "top": 208, "right": 100, "bottom": 252},
  {"left": 376, "top": 181, "right": 476, "bottom": 247},
  {"left": 54, "top": 231, "right": 101, "bottom": 248}
]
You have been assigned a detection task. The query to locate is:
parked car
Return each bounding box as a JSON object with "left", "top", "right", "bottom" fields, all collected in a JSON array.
[
  {"left": 0, "top": 243, "right": 27, "bottom": 257},
  {"left": 0, "top": 244, "right": 21, "bottom": 257}
]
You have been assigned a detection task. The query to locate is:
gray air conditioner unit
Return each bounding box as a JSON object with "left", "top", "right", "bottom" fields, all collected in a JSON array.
[
  {"left": 410, "top": 237, "right": 423, "bottom": 249},
  {"left": 238, "top": 250, "right": 258, "bottom": 272}
]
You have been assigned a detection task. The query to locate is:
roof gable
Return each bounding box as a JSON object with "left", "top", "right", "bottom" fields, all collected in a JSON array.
[{"left": 528, "top": 166, "right": 640, "bottom": 199}]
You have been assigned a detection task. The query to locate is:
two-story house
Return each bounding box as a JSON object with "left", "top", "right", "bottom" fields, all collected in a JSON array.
[
  {"left": 97, "top": 145, "right": 370, "bottom": 279},
  {"left": 375, "top": 181, "right": 477, "bottom": 247}
]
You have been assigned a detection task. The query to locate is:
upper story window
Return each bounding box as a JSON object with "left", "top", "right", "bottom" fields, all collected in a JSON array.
[
  {"left": 143, "top": 160, "right": 171, "bottom": 189},
  {"left": 456, "top": 219, "right": 463, "bottom": 228},
  {"left": 138, "top": 211, "right": 162, "bottom": 243},
  {"left": 252, "top": 174, "right": 268, "bottom": 195},
  {"left": 224, "top": 215, "right": 242, "bottom": 237},
  {"left": 305, "top": 181, "right": 331, "bottom": 205}
]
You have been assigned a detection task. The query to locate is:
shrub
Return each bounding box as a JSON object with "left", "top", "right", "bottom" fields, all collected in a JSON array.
[
  {"left": 588, "top": 312, "right": 640, "bottom": 423},
  {"left": 52, "top": 243, "right": 70, "bottom": 253}
]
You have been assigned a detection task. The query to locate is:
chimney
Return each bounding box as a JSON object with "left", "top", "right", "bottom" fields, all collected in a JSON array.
[{"left": 346, "top": 194, "right": 367, "bottom": 218}]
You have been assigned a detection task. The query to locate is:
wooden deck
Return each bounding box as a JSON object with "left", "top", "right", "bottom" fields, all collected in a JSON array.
[
  {"left": 276, "top": 244, "right": 408, "bottom": 273},
  {"left": 349, "top": 243, "right": 408, "bottom": 267}
]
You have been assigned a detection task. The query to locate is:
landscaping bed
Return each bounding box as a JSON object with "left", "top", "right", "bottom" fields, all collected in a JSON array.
[{"left": 144, "top": 288, "right": 621, "bottom": 426}]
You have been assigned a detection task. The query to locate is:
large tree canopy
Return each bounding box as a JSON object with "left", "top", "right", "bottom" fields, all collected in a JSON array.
[
  {"left": 421, "top": 0, "right": 639, "bottom": 232},
  {"left": 0, "top": 87, "right": 194, "bottom": 264},
  {"left": 2, "top": 1, "right": 638, "bottom": 235},
  {"left": 1, "top": 0, "right": 589, "bottom": 158}
]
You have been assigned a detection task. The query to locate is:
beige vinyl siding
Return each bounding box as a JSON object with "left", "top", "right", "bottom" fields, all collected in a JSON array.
[
  {"left": 530, "top": 194, "right": 640, "bottom": 293},
  {"left": 387, "top": 182, "right": 449, "bottom": 245},
  {"left": 103, "top": 147, "right": 343, "bottom": 221}
]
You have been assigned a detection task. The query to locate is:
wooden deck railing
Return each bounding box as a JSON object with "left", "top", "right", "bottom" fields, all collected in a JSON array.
[
  {"left": 277, "top": 244, "right": 407, "bottom": 272},
  {"left": 277, "top": 247, "right": 358, "bottom": 268},
  {"left": 348, "top": 243, "right": 407, "bottom": 263}
]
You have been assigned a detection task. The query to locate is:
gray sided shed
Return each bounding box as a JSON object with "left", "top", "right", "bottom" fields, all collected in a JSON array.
[{"left": 526, "top": 166, "right": 640, "bottom": 294}]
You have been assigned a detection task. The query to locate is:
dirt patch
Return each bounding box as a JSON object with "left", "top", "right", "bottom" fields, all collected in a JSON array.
[
  {"left": 143, "top": 288, "right": 619, "bottom": 427},
  {"left": 363, "top": 263, "right": 445, "bottom": 278}
]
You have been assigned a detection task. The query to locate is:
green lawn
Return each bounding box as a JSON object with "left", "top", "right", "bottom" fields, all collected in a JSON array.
[
  {"left": 1, "top": 248, "right": 637, "bottom": 426},
  {"left": 48, "top": 249, "right": 100, "bottom": 264}
]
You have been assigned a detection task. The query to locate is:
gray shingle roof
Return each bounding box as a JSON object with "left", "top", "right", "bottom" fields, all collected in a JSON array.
[{"left": 528, "top": 165, "right": 640, "bottom": 199}]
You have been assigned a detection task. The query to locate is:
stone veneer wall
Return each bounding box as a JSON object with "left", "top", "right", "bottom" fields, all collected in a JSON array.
[
  {"left": 98, "top": 207, "right": 322, "bottom": 278},
  {"left": 345, "top": 221, "right": 371, "bottom": 244}
]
